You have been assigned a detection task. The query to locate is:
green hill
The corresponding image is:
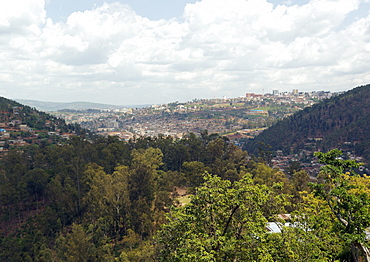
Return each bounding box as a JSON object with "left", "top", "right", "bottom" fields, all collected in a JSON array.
[
  {"left": 0, "top": 97, "right": 68, "bottom": 131},
  {"left": 0, "top": 96, "right": 87, "bottom": 148},
  {"left": 246, "top": 84, "right": 370, "bottom": 163}
]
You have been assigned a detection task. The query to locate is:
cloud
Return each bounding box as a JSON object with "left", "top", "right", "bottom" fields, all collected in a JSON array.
[
  {"left": 0, "top": 0, "right": 46, "bottom": 37},
  {"left": 0, "top": 0, "right": 369, "bottom": 104}
]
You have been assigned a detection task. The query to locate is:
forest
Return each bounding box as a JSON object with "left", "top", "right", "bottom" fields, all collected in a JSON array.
[{"left": 1, "top": 131, "right": 370, "bottom": 261}]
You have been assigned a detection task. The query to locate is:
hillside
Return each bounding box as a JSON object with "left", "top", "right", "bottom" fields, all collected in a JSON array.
[
  {"left": 246, "top": 84, "right": 370, "bottom": 163},
  {"left": 0, "top": 97, "right": 76, "bottom": 131},
  {"left": 0, "top": 97, "right": 85, "bottom": 150}
]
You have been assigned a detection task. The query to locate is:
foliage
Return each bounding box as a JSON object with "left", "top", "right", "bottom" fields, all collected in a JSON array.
[
  {"left": 155, "top": 173, "right": 287, "bottom": 261},
  {"left": 266, "top": 192, "right": 345, "bottom": 261},
  {"left": 1, "top": 114, "right": 369, "bottom": 262},
  {"left": 312, "top": 149, "right": 370, "bottom": 261}
]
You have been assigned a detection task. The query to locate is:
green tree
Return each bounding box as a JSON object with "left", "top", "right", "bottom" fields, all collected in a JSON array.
[
  {"left": 182, "top": 161, "right": 207, "bottom": 188},
  {"left": 250, "top": 163, "right": 291, "bottom": 195},
  {"left": 24, "top": 168, "right": 49, "bottom": 209},
  {"left": 120, "top": 230, "right": 155, "bottom": 262},
  {"left": 256, "top": 141, "right": 273, "bottom": 166},
  {"left": 84, "top": 164, "right": 131, "bottom": 237},
  {"left": 290, "top": 170, "right": 311, "bottom": 204},
  {"left": 56, "top": 223, "right": 96, "bottom": 262},
  {"left": 286, "top": 160, "right": 302, "bottom": 176},
  {"left": 155, "top": 173, "right": 286, "bottom": 261},
  {"left": 266, "top": 192, "right": 345, "bottom": 261},
  {"left": 312, "top": 149, "right": 370, "bottom": 261},
  {"left": 129, "top": 147, "right": 165, "bottom": 237}
]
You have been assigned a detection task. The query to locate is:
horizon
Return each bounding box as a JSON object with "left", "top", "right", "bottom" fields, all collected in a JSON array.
[{"left": 14, "top": 87, "right": 346, "bottom": 109}]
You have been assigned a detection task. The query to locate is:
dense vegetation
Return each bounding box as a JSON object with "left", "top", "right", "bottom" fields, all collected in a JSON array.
[
  {"left": 0, "top": 134, "right": 262, "bottom": 261},
  {"left": 246, "top": 84, "right": 370, "bottom": 163},
  {"left": 1, "top": 132, "right": 369, "bottom": 261},
  {"left": 1, "top": 91, "right": 370, "bottom": 261}
]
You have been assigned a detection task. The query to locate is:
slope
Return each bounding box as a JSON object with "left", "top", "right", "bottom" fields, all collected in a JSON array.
[
  {"left": 0, "top": 96, "right": 88, "bottom": 150},
  {"left": 246, "top": 84, "right": 370, "bottom": 162},
  {"left": 0, "top": 97, "right": 69, "bottom": 131}
]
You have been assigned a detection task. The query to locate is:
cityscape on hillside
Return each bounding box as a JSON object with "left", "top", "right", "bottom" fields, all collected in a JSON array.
[
  {"left": 3, "top": 88, "right": 366, "bottom": 177},
  {"left": 52, "top": 89, "right": 341, "bottom": 140},
  {"left": 49, "top": 89, "right": 349, "bottom": 175}
]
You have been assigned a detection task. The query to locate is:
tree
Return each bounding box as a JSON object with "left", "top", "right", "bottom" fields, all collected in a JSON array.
[
  {"left": 56, "top": 223, "right": 96, "bottom": 262},
  {"left": 181, "top": 132, "right": 205, "bottom": 162},
  {"left": 25, "top": 168, "right": 49, "bottom": 209},
  {"left": 182, "top": 161, "right": 207, "bottom": 188},
  {"left": 250, "top": 163, "right": 291, "bottom": 195},
  {"left": 256, "top": 141, "right": 273, "bottom": 166},
  {"left": 286, "top": 160, "right": 302, "bottom": 176},
  {"left": 129, "top": 147, "right": 165, "bottom": 237},
  {"left": 312, "top": 149, "right": 370, "bottom": 261},
  {"left": 83, "top": 164, "right": 131, "bottom": 237},
  {"left": 155, "top": 173, "right": 286, "bottom": 261},
  {"left": 267, "top": 191, "right": 345, "bottom": 261},
  {"left": 290, "top": 170, "right": 311, "bottom": 205}
]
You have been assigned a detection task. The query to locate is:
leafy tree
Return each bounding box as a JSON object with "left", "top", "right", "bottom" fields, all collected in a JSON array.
[
  {"left": 290, "top": 170, "right": 311, "bottom": 204},
  {"left": 250, "top": 163, "right": 291, "bottom": 195},
  {"left": 84, "top": 164, "right": 131, "bottom": 237},
  {"left": 291, "top": 170, "right": 310, "bottom": 192},
  {"left": 181, "top": 132, "right": 206, "bottom": 162},
  {"left": 182, "top": 161, "right": 208, "bottom": 188},
  {"left": 312, "top": 149, "right": 370, "bottom": 261},
  {"left": 24, "top": 168, "right": 49, "bottom": 209},
  {"left": 266, "top": 191, "right": 345, "bottom": 261},
  {"left": 129, "top": 147, "right": 165, "bottom": 237},
  {"left": 56, "top": 223, "right": 96, "bottom": 262},
  {"left": 256, "top": 141, "right": 273, "bottom": 166},
  {"left": 155, "top": 173, "right": 286, "bottom": 261},
  {"left": 119, "top": 230, "right": 155, "bottom": 262}
]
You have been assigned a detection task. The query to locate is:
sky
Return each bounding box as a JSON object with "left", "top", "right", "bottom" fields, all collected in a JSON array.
[{"left": 1, "top": 0, "right": 370, "bottom": 105}]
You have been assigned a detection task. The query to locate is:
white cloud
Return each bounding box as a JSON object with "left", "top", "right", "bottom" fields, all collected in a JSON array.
[
  {"left": 0, "top": 0, "right": 369, "bottom": 104},
  {"left": 0, "top": 0, "right": 46, "bottom": 34}
]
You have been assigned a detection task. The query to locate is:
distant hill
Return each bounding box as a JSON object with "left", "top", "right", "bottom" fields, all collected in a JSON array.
[
  {"left": 246, "top": 84, "right": 370, "bottom": 163},
  {"left": 15, "top": 99, "right": 148, "bottom": 112}
]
